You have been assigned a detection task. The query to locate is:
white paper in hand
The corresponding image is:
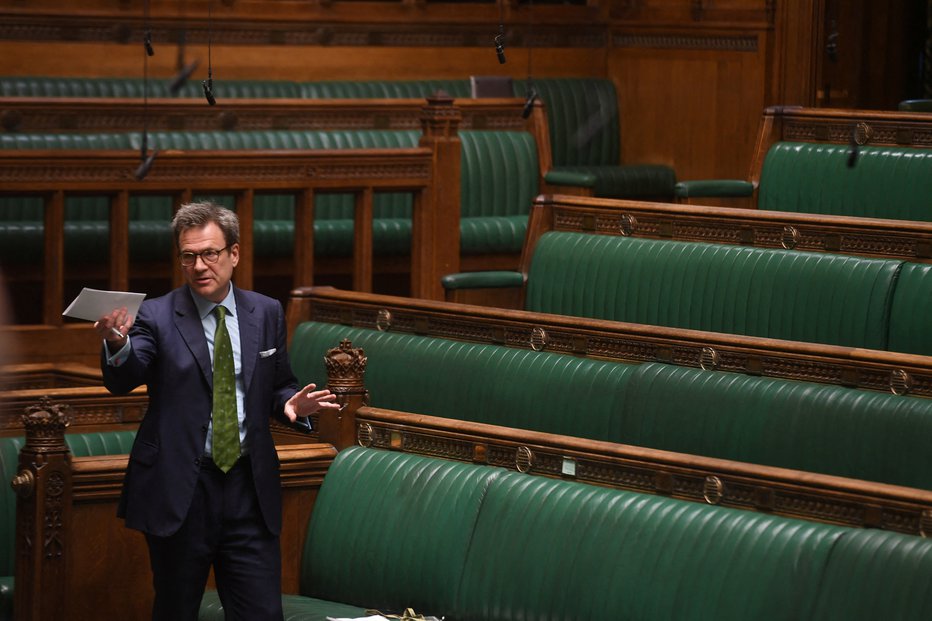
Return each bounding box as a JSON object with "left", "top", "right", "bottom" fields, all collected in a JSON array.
[{"left": 63, "top": 287, "right": 146, "bottom": 323}]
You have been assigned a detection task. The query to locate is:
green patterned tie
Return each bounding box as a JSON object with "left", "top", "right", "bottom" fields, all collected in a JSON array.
[{"left": 212, "top": 305, "right": 240, "bottom": 472}]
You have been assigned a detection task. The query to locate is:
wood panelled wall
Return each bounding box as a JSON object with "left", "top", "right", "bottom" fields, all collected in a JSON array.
[{"left": 0, "top": 0, "right": 917, "bottom": 182}]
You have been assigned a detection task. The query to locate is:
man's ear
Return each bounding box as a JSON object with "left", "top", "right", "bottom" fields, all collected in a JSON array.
[{"left": 229, "top": 243, "right": 240, "bottom": 267}]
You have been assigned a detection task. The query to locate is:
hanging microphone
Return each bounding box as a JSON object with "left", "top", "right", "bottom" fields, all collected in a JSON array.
[
  {"left": 202, "top": 77, "right": 216, "bottom": 106},
  {"left": 846, "top": 125, "right": 860, "bottom": 168},
  {"left": 521, "top": 88, "right": 538, "bottom": 119},
  {"left": 134, "top": 133, "right": 158, "bottom": 181},
  {"left": 169, "top": 59, "right": 199, "bottom": 95},
  {"left": 144, "top": 30, "right": 154, "bottom": 56},
  {"left": 494, "top": 25, "right": 506, "bottom": 64}
]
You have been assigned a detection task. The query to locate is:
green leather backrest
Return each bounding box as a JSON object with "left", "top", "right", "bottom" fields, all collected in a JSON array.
[
  {"left": 0, "top": 76, "right": 301, "bottom": 98},
  {"left": 887, "top": 263, "right": 932, "bottom": 356},
  {"left": 514, "top": 77, "right": 620, "bottom": 167},
  {"left": 759, "top": 142, "right": 932, "bottom": 221},
  {"left": 461, "top": 130, "right": 538, "bottom": 218},
  {"left": 0, "top": 430, "right": 137, "bottom": 577},
  {"left": 811, "top": 529, "right": 932, "bottom": 620},
  {"left": 0, "top": 133, "right": 134, "bottom": 149},
  {"left": 0, "top": 437, "right": 25, "bottom": 576},
  {"left": 290, "top": 322, "right": 635, "bottom": 440},
  {"left": 525, "top": 232, "right": 901, "bottom": 350},
  {"left": 297, "top": 80, "right": 471, "bottom": 99},
  {"left": 618, "top": 362, "right": 932, "bottom": 489},
  {"left": 457, "top": 471, "right": 844, "bottom": 621},
  {"left": 301, "top": 446, "right": 502, "bottom": 614}
]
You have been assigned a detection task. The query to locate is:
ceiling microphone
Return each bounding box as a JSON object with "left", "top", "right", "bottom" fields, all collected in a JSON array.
[
  {"left": 521, "top": 88, "right": 538, "bottom": 119},
  {"left": 169, "top": 59, "right": 199, "bottom": 95},
  {"left": 144, "top": 30, "right": 154, "bottom": 56},
  {"left": 134, "top": 133, "right": 158, "bottom": 181},
  {"left": 846, "top": 125, "right": 860, "bottom": 168},
  {"left": 494, "top": 25, "right": 506, "bottom": 64},
  {"left": 202, "top": 77, "right": 216, "bottom": 106}
]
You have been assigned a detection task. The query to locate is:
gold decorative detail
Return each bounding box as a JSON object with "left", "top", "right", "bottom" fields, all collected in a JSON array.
[
  {"left": 699, "top": 347, "right": 720, "bottom": 371},
  {"left": 390, "top": 430, "right": 403, "bottom": 450},
  {"left": 530, "top": 327, "right": 549, "bottom": 352},
  {"left": 11, "top": 470, "right": 34, "bottom": 499},
  {"left": 890, "top": 369, "right": 912, "bottom": 396},
  {"left": 376, "top": 309, "right": 392, "bottom": 332},
  {"left": 920, "top": 509, "right": 932, "bottom": 538},
  {"left": 22, "top": 398, "right": 70, "bottom": 449},
  {"left": 619, "top": 213, "right": 637, "bottom": 236},
  {"left": 854, "top": 122, "right": 873, "bottom": 146},
  {"left": 781, "top": 225, "right": 800, "bottom": 250},
  {"left": 703, "top": 475, "right": 724, "bottom": 504},
  {"left": 473, "top": 444, "right": 488, "bottom": 463},
  {"left": 357, "top": 422, "right": 373, "bottom": 447},
  {"left": 515, "top": 446, "right": 534, "bottom": 473}
]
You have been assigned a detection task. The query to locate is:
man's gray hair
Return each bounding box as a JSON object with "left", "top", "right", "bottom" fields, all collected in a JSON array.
[{"left": 171, "top": 201, "right": 240, "bottom": 248}]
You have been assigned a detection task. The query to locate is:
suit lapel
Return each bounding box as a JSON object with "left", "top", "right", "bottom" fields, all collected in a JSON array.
[
  {"left": 173, "top": 287, "right": 213, "bottom": 386},
  {"left": 234, "top": 286, "right": 260, "bottom": 396}
]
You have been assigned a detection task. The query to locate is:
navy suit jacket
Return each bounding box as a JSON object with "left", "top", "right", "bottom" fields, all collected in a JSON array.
[{"left": 102, "top": 285, "right": 299, "bottom": 537}]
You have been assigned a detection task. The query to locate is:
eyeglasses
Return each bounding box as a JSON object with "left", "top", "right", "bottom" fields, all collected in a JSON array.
[{"left": 179, "top": 246, "right": 228, "bottom": 267}]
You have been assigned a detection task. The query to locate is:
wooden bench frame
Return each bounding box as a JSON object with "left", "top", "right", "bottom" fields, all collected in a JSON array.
[
  {"left": 11, "top": 399, "right": 336, "bottom": 621},
  {"left": 291, "top": 296, "right": 932, "bottom": 537}
]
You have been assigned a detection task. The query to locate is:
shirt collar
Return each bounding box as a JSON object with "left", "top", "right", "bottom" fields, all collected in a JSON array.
[{"left": 189, "top": 284, "right": 236, "bottom": 321}]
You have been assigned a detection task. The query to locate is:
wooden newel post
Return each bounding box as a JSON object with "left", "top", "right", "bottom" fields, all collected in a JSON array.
[
  {"left": 320, "top": 340, "right": 369, "bottom": 450},
  {"left": 13, "top": 398, "right": 72, "bottom": 621},
  {"left": 415, "top": 93, "right": 462, "bottom": 301}
]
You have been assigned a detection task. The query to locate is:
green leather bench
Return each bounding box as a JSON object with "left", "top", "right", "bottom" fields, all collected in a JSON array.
[
  {"left": 0, "top": 430, "right": 137, "bottom": 621},
  {"left": 289, "top": 321, "right": 932, "bottom": 490},
  {"left": 674, "top": 108, "right": 932, "bottom": 222},
  {"left": 0, "top": 128, "right": 537, "bottom": 263},
  {"left": 0, "top": 76, "right": 301, "bottom": 99},
  {"left": 199, "top": 446, "right": 932, "bottom": 621},
  {"left": 445, "top": 232, "right": 932, "bottom": 355},
  {"left": 300, "top": 77, "right": 677, "bottom": 199}
]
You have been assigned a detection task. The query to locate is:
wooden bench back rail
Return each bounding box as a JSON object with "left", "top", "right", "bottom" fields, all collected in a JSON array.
[
  {"left": 353, "top": 406, "right": 932, "bottom": 537},
  {"left": 289, "top": 288, "right": 932, "bottom": 399},
  {"left": 0, "top": 147, "right": 435, "bottom": 327},
  {"left": 528, "top": 194, "right": 932, "bottom": 264}
]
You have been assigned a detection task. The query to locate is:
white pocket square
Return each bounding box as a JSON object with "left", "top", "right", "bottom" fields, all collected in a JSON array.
[{"left": 259, "top": 348, "right": 277, "bottom": 358}]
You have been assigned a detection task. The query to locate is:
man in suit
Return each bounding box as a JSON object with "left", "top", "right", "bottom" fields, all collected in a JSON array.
[{"left": 95, "top": 201, "right": 339, "bottom": 620}]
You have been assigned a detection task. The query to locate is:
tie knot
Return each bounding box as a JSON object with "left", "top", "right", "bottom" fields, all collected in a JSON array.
[{"left": 214, "top": 305, "right": 226, "bottom": 321}]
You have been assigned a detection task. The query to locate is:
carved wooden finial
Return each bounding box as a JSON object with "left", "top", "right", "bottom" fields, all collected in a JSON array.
[
  {"left": 420, "top": 92, "right": 462, "bottom": 138},
  {"left": 324, "top": 339, "right": 368, "bottom": 391},
  {"left": 22, "top": 397, "right": 71, "bottom": 451}
]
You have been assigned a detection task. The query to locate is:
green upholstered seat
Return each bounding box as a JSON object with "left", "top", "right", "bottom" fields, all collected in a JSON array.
[
  {"left": 810, "top": 529, "right": 932, "bottom": 620},
  {"left": 617, "top": 362, "right": 932, "bottom": 489},
  {"left": 202, "top": 447, "right": 932, "bottom": 621},
  {"left": 290, "top": 321, "right": 635, "bottom": 441},
  {"left": 757, "top": 142, "right": 932, "bottom": 221},
  {"left": 298, "top": 79, "right": 472, "bottom": 99},
  {"left": 0, "top": 429, "right": 138, "bottom": 621},
  {"left": 887, "top": 263, "right": 932, "bottom": 356},
  {"left": 0, "top": 76, "right": 301, "bottom": 99},
  {"left": 516, "top": 78, "right": 676, "bottom": 199},
  {"left": 457, "top": 470, "right": 843, "bottom": 621},
  {"left": 524, "top": 232, "right": 901, "bottom": 350}
]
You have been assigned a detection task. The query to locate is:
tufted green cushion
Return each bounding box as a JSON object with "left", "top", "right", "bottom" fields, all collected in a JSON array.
[
  {"left": 617, "top": 362, "right": 932, "bottom": 489},
  {"left": 811, "top": 529, "right": 932, "bottom": 620},
  {"left": 457, "top": 470, "right": 844, "bottom": 621},
  {"left": 297, "top": 79, "right": 471, "bottom": 99},
  {"left": 887, "top": 263, "right": 932, "bottom": 356},
  {"left": 759, "top": 142, "right": 932, "bottom": 221},
  {"left": 290, "top": 322, "right": 635, "bottom": 440},
  {"left": 0, "top": 76, "right": 300, "bottom": 99},
  {"left": 300, "top": 447, "right": 502, "bottom": 616},
  {"left": 525, "top": 232, "right": 901, "bottom": 350},
  {"left": 199, "top": 591, "right": 367, "bottom": 621}
]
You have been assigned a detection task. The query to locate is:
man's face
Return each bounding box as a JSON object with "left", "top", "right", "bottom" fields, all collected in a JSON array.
[{"left": 178, "top": 221, "right": 239, "bottom": 303}]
